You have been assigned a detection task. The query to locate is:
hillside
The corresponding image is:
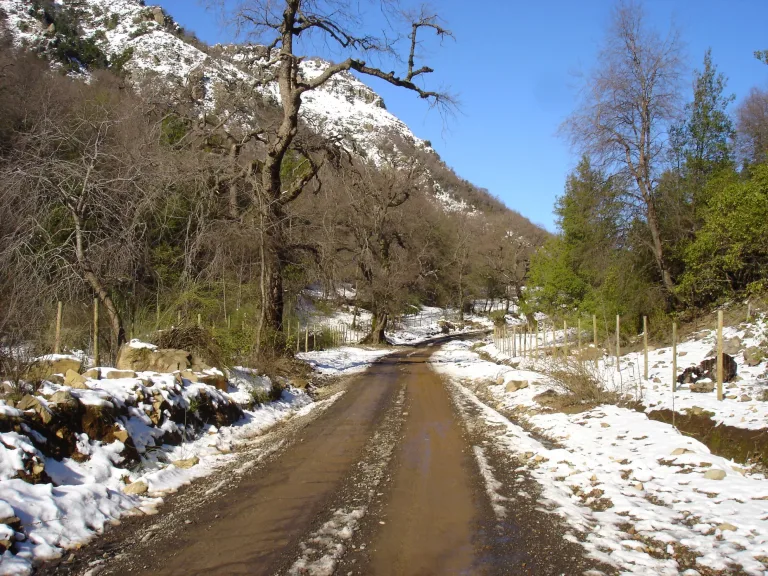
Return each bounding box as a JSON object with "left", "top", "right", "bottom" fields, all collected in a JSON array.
[{"left": 0, "top": 0, "right": 538, "bottom": 233}]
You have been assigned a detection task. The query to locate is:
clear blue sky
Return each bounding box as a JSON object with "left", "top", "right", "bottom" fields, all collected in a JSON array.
[{"left": 155, "top": 0, "right": 768, "bottom": 231}]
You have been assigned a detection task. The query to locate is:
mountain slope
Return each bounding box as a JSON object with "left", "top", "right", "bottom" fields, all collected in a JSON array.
[{"left": 0, "top": 0, "right": 538, "bottom": 229}]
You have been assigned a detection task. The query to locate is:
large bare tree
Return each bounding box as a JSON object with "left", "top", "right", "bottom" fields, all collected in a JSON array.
[
  {"left": 210, "top": 0, "right": 454, "bottom": 344},
  {"left": 562, "top": 1, "right": 683, "bottom": 297}
]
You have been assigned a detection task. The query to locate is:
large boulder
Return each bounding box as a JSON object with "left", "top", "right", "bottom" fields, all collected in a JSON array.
[
  {"left": 744, "top": 346, "right": 765, "bottom": 367},
  {"left": 116, "top": 345, "right": 192, "bottom": 373},
  {"left": 26, "top": 356, "right": 82, "bottom": 381},
  {"left": 505, "top": 380, "right": 529, "bottom": 393},
  {"left": 678, "top": 354, "right": 737, "bottom": 386},
  {"left": 723, "top": 336, "right": 743, "bottom": 356}
]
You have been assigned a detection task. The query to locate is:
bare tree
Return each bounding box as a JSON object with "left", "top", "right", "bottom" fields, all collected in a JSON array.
[
  {"left": 0, "top": 74, "right": 160, "bottom": 352},
  {"left": 562, "top": 1, "right": 684, "bottom": 298},
  {"left": 736, "top": 87, "right": 768, "bottom": 165},
  {"left": 208, "top": 0, "right": 455, "bottom": 345}
]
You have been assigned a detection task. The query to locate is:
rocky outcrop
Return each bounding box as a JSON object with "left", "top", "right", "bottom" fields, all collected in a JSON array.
[
  {"left": 677, "top": 353, "right": 738, "bottom": 387},
  {"left": 26, "top": 356, "right": 81, "bottom": 381},
  {"left": 116, "top": 345, "right": 209, "bottom": 373}
]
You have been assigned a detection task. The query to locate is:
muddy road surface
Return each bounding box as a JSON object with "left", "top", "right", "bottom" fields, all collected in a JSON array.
[{"left": 42, "top": 342, "right": 610, "bottom": 576}]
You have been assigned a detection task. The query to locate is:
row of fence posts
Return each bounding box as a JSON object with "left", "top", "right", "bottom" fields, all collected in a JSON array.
[
  {"left": 50, "top": 300, "right": 379, "bottom": 362},
  {"left": 493, "top": 310, "right": 733, "bottom": 402}
]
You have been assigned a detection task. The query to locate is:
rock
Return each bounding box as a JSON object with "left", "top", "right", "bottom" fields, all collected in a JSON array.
[
  {"left": 678, "top": 366, "right": 701, "bottom": 385},
  {"left": 16, "top": 394, "right": 40, "bottom": 411},
  {"left": 600, "top": 422, "right": 610, "bottom": 428},
  {"left": 178, "top": 370, "right": 199, "bottom": 383},
  {"left": 723, "top": 336, "right": 743, "bottom": 355},
  {"left": 740, "top": 395, "right": 753, "bottom": 402},
  {"left": 116, "top": 345, "right": 192, "bottom": 373},
  {"left": 690, "top": 406, "right": 706, "bottom": 416},
  {"left": 495, "top": 376, "right": 505, "bottom": 386},
  {"left": 26, "top": 357, "right": 81, "bottom": 381},
  {"left": 700, "top": 354, "right": 738, "bottom": 382},
  {"left": 152, "top": 6, "right": 165, "bottom": 24},
  {"left": 678, "top": 351, "right": 687, "bottom": 357},
  {"left": 634, "top": 482, "right": 644, "bottom": 491},
  {"left": 172, "top": 456, "right": 200, "bottom": 469},
  {"left": 533, "top": 454, "right": 547, "bottom": 463},
  {"left": 671, "top": 447, "right": 694, "bottom": 455},
  {"left": 102, "top": 369, "right": 137, "bottom": 379},
  {"left": 123, "top": 480, "right": 148, "bottom": 495},
  {"left": 690, "top": 381, "right": 715, "bottom": 393},
  {"left": 64, "top": 369, "right": 89, "bottom": 389},
  {"left": 744, "top": 346, "right": 765, "bottom": 367},
  {"left": 82, "top": 404, "right": 117, "bottom": 442},
  {"left": 718, "top": 522, "right": 737, "bottom": 531},
  {"left": 652, "top": 377, "right": 661, "bottom": 384},
  {"left": 83, "top": 368, "right": 101, "bottom": 380},
  {"left": 704, "top": 469, "right": 727, "bottom": 480},
  {"left": 113, "top": 428, "right": 130, "bottom": 443},
  {"left": 48, "top": 390, "right": 77, "bottom": 409},
  {"left": 505, "top": 380, "right": 529, "bottom": 393}
]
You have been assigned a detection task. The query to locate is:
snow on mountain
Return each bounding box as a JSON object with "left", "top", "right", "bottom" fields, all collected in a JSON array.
[{"left": 0, "top": 0, "right": 462, "bottom": 188}]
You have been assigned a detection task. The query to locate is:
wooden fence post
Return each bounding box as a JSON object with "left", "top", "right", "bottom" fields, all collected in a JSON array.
[
  {"left": 563, "top": 320, "right": 568, "bottom": 357},
  {"left": 535, "top": 322, "right": 539, "bottom": 358},
  {"left": 577, "top": 317, "right": 581, "bottom": 352},
  {"left": 197, "top": 313, "right": 202, "bottom": 327},
  {"left": 717, "top": 310, "right": 724, "bottom": 401},
  {"left": 305, "top": 325, "right": 309, "bottom": 353},
  {"left": 593, "top": 314, "right": 598, "bottom": 350},
  {"left": 615, "top": 315, "right": 621, "bottom": 371},
  {"left": 643, "top": 316, "right": 649, "bottom": 380},
  {"left": 54, "top": 301, "right": 63, "bottom": 354},
  {"left": 93, "top": 298, "right": 100, "bottom": 367},
  {"left": 672, "top": 322, "right": 677, "bottom": 392}
]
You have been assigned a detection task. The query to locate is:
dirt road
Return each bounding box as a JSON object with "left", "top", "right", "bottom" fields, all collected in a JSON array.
[{"left": 43, "top": 343, "right": 610, "bottom": 576}]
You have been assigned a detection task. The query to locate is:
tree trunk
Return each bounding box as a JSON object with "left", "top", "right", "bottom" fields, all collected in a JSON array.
[
  {"left": 72, "top": 212, "right": 126, "bottom": 348},
  {"left": 363, "top": 312, "right": 389, "bottom": 345},
  {"left": 645, "top": 196, "right": 677, "bottom": 298}
]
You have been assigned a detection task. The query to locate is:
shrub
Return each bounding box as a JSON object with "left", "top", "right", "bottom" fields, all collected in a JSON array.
[{"left": 543, "top": 357, "right": 620, "bottom": 407}]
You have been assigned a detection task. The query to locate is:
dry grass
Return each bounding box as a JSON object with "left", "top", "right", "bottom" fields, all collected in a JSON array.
[{"left": 541, "top": 357, "right": 621, "bottom": 408}]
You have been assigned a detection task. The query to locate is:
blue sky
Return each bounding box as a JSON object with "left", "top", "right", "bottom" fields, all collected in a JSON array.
[{"left": 155, "top": 0, "right": 768, "bottom": 231}]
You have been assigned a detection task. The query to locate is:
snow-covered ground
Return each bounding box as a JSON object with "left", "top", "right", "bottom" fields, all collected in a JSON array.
[
  {"left": 0, "top": 360, "right": 322, "bottom": 575},
  {"left": 431, "top": 325, "right": 768, "bottom": 575},
  {"left": 296, "top": 347, "right": 393, "bottom": 376},
  {"left": 387, "top": 306, "right": 493, "bottom": 345}
]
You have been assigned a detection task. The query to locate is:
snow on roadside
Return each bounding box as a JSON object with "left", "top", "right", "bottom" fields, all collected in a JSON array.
[
  {"left": 387, "top": 306, "right": 492, "bottom": 346},
  {"left": 432, "top": 339, "right": 768, "bottom": 575},
  {"left": 296, "top": 347, "right": 393, "bottom": 376},
  {"left": 0, "top": 368, "right": 320, "bottom": 575}
]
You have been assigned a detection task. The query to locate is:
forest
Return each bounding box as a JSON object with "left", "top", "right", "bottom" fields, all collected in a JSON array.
[
  {"left": 0, "top": 0, "right": 546, "bottom": 367},
  {"left": 527, "top": 3, "right": 768, "bottom": 339}
]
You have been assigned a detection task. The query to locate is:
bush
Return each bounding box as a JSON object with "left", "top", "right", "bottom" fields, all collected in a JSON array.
[{"left": 543, "top": 357, "right": 620, "bottom": 407}]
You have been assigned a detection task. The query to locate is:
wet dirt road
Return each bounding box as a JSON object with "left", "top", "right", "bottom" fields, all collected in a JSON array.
[{"left": 48, "top": 341, "right": 610, "bottom": 576}]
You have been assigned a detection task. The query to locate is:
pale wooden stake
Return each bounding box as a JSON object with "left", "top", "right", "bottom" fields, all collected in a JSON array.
[
  {"left": 577, "top": 317, "right": 581, "bottom": 352},
  {"left": 672, "top": 322, "right": 677, "bottom": 392},
  {"left": 93, "top": 298, "right": 100, "bottom": 367},
  {"left": 177, "top": 310, "right": 181, "bottom": 325},
  {"left": 616, "top": 315, "right": 621, "bottom": 371},
  {"left": 305, "top": 326, "right": 309, "bottom": 353},
  {"left": 297, "top": 322, "right": 301, "bottom": 353},
  {"left": 197, "top": 313, "right": 202, "bottom": 327},
  {"left": 747, "top": 302, "right": 752, "bottom": 322},
  {"left": 593, "top": 314, "right": 598, "bottom": 348},
  {"left": 535, "top": 323, "right": 539, "bottom": 358},
  {"left": 54, "top": 301, "right": 63, "bottom": 354},
  {"left": 564, "top": 320, "right": 568, "bottom": 357},
  {"left": 717, "top": 310, "right": 724, "bottom": 401},
  {"left": 643, "top": 316, "right": 649, "bottom": 380}
]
